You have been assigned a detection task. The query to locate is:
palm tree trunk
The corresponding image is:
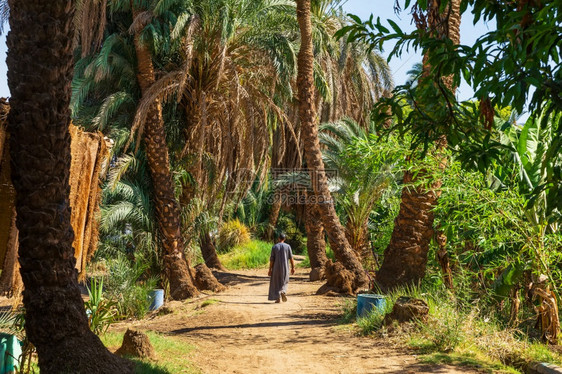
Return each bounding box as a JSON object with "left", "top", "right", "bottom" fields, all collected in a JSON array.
[
  {"left": 296, "top": 0, "right": 368, "bottom": 291},
  {"left": 376, "top": 172, "right": 442, "bottom": 290},
  {"left": 200, "top": 231, "right": 225, "bottom": 271},
  {"left": 305, "top": 202, "right": 328, "bottom": 280},
  {"left": 267, "top": 189, "right": 282, "bottom": 240},
  {"left": 133, "top": 17, "right": 198, "bottom": 300},
  {"left": 376, "top": 0, "right": 461, "bottom": 291},
  {"left": 6, "top": 1, "right": 131, "bottom": 372},
  {"left": 436, "top": 231, "right": 454, "bottom": 289}
]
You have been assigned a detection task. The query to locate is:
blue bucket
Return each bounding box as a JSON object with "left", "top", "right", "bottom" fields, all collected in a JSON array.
[
  {"left": 148, "top": 289, "right": 164, "bottom": 311},
  {"left": 357, "top": 294, "right": 386, "bottom": 319},
  {"left": 0, "top": 333, "right": 22, "bottom": 374}
]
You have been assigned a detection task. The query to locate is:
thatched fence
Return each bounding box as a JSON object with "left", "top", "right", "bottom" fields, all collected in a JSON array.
[{"left": 0, "top": 98, "right": 109, "bottom": 297}]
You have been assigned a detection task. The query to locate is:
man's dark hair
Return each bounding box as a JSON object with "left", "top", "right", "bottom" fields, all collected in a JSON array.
[{"left": 278, "top": 233, "right": 286, "bottom": 241}]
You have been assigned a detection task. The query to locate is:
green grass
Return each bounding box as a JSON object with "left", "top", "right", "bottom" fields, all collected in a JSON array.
[
  {"left": 101, "top": 331, "right": 200, "bottom": 373},
  {"left": 339, "top": 285, "right": 562, "bottom": 374},
  {"left": 219, "top": 240, "right": 272, "bottom": 269},
  {"left": 416, "top": 351, "right": 519, "bottom": 374},
  {"left": 199, "top": 298, "right": 220, "bottom": 308}
]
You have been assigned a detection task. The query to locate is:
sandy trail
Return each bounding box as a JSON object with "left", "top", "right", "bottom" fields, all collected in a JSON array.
[{"left": 117, "top": 267, "right": 481, "bottom": 374}]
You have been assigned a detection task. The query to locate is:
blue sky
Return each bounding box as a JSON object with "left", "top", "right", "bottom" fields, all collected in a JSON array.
[{"left": 0, "top": 1, "right": 492, "bottom": 100}]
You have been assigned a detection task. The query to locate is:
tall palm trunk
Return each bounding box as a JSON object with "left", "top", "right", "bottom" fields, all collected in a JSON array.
[
  {"left": 267, "top": 190, "right": 282, "bottom": 240},
  {"left": 200, "top": 231, "right": 225, "bottom": 271},
  {"left": 296, "top": 0, "right": 368, "bottom": 291},
  {"left": 376, "top": 0, "right": 461, "bottom": 291},
  {"left": 133, "top": 16, "right": 198, "bottom": 300},
  {"left": 6, "top": 1, "right": 131, "bottom": 372},
  {"left": 305, "top": 202, "right": 328, "bottom": 280}
]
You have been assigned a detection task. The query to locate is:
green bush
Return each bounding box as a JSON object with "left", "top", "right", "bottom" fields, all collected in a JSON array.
[
  {"left": 275, "top": 215, "right": 305, "bottom": 254},
  {"left": 419, "top": 304, "right": 464, "bottom": 353},
  {"left": 219, "top": 240, "right": 272, "bottom": 269},
  {"left": 217, "top": 219, "right": 251, "bottom": 253},
  {"left": 85, "top": 277, "right": 117, "bottom": 335},
  {"left": 339, "top": 298, "right": 358, "bottom": 324},
  {"left": 104, "top": 256, "right": 158, "bottom": 319}
]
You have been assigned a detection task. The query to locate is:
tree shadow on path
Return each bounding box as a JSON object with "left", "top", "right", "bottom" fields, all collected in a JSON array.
[{"left": 170, "top": 318, "right": 336, "bottom": 335}]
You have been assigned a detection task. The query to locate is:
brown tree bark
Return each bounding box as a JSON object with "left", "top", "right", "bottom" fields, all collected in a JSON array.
[
  {"left": 266, "top": 190, "right": 282, "bottom": 240},
  {"left": 199, "top": 231, "right": 226, "bottom": 271},
  {"left": 133, "top": 12, "right": 199, "bottom": 300},
  {"left": 6, "top": 1, "right": 132, "bottom": 372},
  {"left": 376, "top": 0, "right": 461, "bottom": 291},
  {"left": 305, "top": 203, "right": 328, "bottom": 281},
  {"left": 296, "top": 0, "right": 368, "bottom": 292},
  {"left": 436, "top": 231, "right": 454, "bottom": 290}
]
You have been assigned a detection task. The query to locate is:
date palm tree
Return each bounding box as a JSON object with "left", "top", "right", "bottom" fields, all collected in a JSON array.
[
  {"left": 296, "top": 0, "right": 368, "bottom": 291},
  {"left": 319, "top": 119, "right": 400, "bottom": 260},
  {"left": 271, "top": 0, "right": 392, "bottom": 275},
  {"left": 5, "top": 0, "right": 131, "bottom": 371},
  {"left": 73, "top": 0, "right": 201, "bottom": 299},
  {"left": 376, "top": 0, "right": 461, "bottom": 291}
]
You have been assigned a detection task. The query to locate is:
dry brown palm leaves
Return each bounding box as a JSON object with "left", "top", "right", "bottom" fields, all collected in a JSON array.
[
  {"left": 0, "top": 110, "right": 110, "bottom": 296},
  {"left": 532, "top": 281, "right": 560, "bottom": 344}
]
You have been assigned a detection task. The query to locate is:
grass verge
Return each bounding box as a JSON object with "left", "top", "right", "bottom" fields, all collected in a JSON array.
[
  {"left": 219, "top": 240, "right": 272, "bottom": 269},
  {"left": 341, "top": 286, "right": 562, "bottom": 374},
  {"left": 101, "top": 330, "right": 200, "bottom": 374}
]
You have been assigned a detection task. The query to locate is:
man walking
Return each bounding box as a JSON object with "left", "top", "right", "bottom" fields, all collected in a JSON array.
[{"left": 268, "top": 233, "right": 295, "bottom": 303}]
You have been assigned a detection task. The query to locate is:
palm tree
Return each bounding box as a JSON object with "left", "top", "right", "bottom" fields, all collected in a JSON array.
[
  {"left": 271, "top": 0, "right": 392, "bottom": 278},
  {"left": 310, "top": 0, "right": 393, "bottom": 126},
  {"left": 305, "top": 202, "right": 329, "bottom": 280},
  {"left": 73, "top": 0, "right": 201, "bottom": 299},
  {"left": 135, "top": 0, "right": 298, "bottom": 206},
  {"left": 5, "top": 0, "right": 131, "bottom": 371},
  {"left": 296, "top": 0, "right": 368, "bottom": 291},
  {"left": 132, "top": 3, "right": 199, "bottom": 300},
  {"left": 376, "top": 0, "right": 462, "bottom": 291},
  {"left": 319, "top": 119, "right": 400, "bottom": 260}
]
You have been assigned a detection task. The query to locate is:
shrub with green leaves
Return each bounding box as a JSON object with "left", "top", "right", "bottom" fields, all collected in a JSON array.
[
  {"left": 217, "top": 219, "right": 251, "bottom": 253},
  {"left": 104, "top": 255, "right": 159, "bottom": 319},
  {"left": 85, "top": 277, "right": 117, "bottom": 335}
]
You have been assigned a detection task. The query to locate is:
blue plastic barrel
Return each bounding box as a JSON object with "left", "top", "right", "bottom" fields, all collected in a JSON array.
[
  {"left": 357, "top": 294, "right": 386, "bottom": 319},
  {"left": 0, "top": 333, "right": 22, "bottom": 374},
  {"left": 148, "top": 289, "right": 164, "bottom": 311}
]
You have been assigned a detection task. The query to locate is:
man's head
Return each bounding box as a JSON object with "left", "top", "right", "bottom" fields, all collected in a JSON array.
[{"left": 278, "top": 233, "right": 286, "bottom": 242}]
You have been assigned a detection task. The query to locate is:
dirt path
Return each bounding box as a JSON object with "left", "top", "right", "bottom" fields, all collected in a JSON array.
[{"left": 117, "top": 268, "right": 481, "bottom": 374}]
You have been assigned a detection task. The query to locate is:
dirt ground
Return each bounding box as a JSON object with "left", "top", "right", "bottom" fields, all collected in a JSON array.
[{"left": 114, "top": 266, "right": 483, "bottom": 374}]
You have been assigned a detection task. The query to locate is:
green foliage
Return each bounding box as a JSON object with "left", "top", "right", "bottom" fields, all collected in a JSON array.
[
  {"left": 104, "top": 256, "right": 159, "bottom": 319},
  {"left": 275, "top": 215, "right": 305, "bottom": 254},
  {"left": 233, "top": 181, "right": 273, "bottom": 232},
  {"left": 433, "top": 115, "right": 562, "bottom": 317},
  {"left": 219, "top": 240, "right": 272, "bottom": 269},
  {"left": 96, "top": 159, "right": 162, "bottom": 279},
  {"left": 339, "top": 298, "right": 357, "bottom": 324},
  {"left": 418, "top": 303, "right": 463, "bottom": 353},
  {"left": 318, "top": 119, "right": 409, "bottom": 263},
  {"left": 217, "top": 220, "right": 251, "bottom": 253},
  {"left": 85, "top": 278, "right": 118, "bottom": 335},
  {"left": 338, "top": 0, "right": 562, "bottom": 211},
  {"left": 199, "top": 299, "right": 220, "bottom": 308}
]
